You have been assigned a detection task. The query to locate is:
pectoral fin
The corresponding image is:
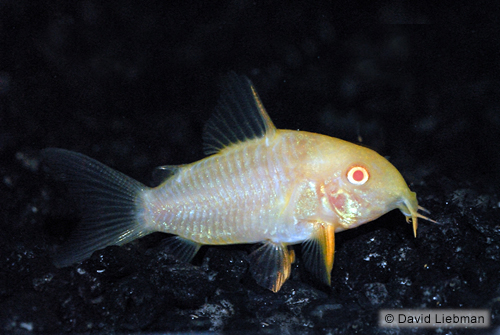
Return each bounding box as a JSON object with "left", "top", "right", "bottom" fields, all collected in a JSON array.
[
  {"left": 301, "top": 223, "right": 335, "bottom": 286},
  {"left": 248, "top": 241, "right": 293, "bottom": 292}
]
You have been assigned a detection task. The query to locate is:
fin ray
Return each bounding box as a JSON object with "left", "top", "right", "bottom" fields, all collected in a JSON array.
[
  {"left": 160, "top": 236, "right": 202, "bottom": 263},
  {"left": 41, "top": 148, "right": 151, "bottom": 267},
  {"left": 301, "top": 223, "right": 335, "bottom": 286},
  {"left": 248, "top": 241, "right": 293, "bottom": 292},
  {"left": 202, "top": 73, "right": 276, "bottom": 155}
]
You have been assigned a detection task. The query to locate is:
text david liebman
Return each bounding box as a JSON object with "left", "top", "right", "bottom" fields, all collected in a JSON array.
[{"left": 379, "top": 309, "right": 490, "bottom": 328}]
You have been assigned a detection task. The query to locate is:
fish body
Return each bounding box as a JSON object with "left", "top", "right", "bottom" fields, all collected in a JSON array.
[
  {"left": 145, "top": 130, "right": 411, "bottom": 243},
  {"left": 42, "top": 73, "right": 433, "bottom": 292}
]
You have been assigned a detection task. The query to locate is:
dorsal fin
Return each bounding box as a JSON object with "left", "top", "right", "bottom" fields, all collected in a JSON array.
[{"left": 202, "top": 73, "right": 277, "bottom": 155}]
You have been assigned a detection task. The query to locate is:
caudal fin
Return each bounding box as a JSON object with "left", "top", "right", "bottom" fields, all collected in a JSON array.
[{"left": 41, "top": 148, "right": 152, "bottom": 267}]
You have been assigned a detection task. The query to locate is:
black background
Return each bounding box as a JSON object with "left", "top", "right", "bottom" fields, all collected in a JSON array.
[{"left": 1, "top": 1, "right": 499, "bottom": 333}]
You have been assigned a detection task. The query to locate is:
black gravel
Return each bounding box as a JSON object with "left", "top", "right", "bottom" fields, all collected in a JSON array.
[{"left": 1, "top": 2, "right": 499, "bottom": 334}]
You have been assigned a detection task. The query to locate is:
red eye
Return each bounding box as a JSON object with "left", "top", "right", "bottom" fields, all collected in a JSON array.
[{"left": 347, "top": 166, "right": 369, "bottom": 185}]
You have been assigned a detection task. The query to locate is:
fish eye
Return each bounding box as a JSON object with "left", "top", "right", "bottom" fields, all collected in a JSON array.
[{"left": 347, "top": 166, "right": 369, "bottom": 185}]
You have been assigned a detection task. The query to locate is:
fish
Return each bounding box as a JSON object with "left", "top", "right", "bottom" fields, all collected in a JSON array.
[{"left": 41, "top": 73, "right": 435, "bottom": 292}]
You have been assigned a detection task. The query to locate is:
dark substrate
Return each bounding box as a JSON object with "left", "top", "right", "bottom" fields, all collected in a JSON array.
[{"left": 1, "top": 2, "right": 499, "bottom": 334}]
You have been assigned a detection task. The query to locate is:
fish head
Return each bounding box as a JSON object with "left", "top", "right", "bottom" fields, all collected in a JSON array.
[{"left": 318, "top": 142, "right": 434, "bottom": 236}]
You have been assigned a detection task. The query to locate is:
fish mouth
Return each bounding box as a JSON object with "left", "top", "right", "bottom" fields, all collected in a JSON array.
[{"left": 399, "top": 194, "right": 437, "bottom": 238}]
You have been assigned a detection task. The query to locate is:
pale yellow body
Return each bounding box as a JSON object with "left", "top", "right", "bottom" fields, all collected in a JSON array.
[
  {"left": 144, "top": 130, "right": 317, "bottom": 245},
  {"left": 142, "top": 129, "right": 412, "bottom": 246},
  {"left": 43, "top": 73, "right": 434, "bottom": 292}
]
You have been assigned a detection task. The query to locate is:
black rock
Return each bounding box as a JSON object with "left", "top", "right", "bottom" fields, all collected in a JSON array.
[{"left": 1, "top": 2, "right": 499, "bottom": 333}]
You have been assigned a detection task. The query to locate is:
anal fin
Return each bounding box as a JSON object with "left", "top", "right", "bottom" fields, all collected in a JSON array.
[
  {"left": 301, "top": 223, "right": 335, "bottom": 286},
  {"left": 161, "top": 236, "right": 202, "bottom": 263},
  {"left": 248, "top": 241, "right": 293, "bottom": 292}
]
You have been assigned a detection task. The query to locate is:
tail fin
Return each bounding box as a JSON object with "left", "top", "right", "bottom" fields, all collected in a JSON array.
[{"left": 41, "top": 148, "right": 152, "bottom": 267}]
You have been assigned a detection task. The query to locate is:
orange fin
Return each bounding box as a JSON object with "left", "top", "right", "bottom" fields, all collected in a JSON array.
[
  {"left": 248, "top": 241, "right": 293, "bottom": 292},
  {"left": 301, "top": 223, "right": 335, "bottom": 286},
  {"left": 202, "top": 72, "right": 276, "bottom": 155},
  {"left": 161, "top": 236, "right": 202, "bottom": 263}
]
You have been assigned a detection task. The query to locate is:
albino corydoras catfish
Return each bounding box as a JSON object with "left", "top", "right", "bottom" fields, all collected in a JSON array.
[{"left": 42, "top": 73, "right": 434, "bottom": 292}]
